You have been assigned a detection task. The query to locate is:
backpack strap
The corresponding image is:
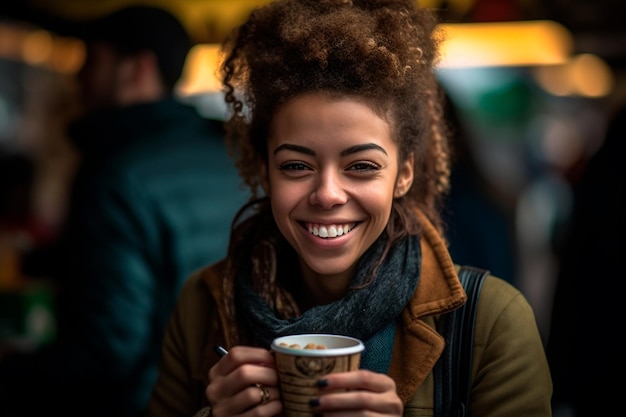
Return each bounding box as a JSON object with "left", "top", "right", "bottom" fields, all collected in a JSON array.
[{"left": 433, "top": 265, "right": 489, "bottom": 417}]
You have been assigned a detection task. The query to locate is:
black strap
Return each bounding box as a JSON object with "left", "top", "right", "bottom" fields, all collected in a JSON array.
[{"left": 433, "top": 265, "right": 488, "bottom": 417}]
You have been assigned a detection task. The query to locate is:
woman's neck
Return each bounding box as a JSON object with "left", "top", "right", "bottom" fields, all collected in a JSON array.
[{"left": 296, "top": 260, "right": 356, "bottom": 309}]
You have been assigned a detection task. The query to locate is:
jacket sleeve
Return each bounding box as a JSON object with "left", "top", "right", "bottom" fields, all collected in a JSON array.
[{"left": 470, "top": 276, "right": 553, "bottom": 417}]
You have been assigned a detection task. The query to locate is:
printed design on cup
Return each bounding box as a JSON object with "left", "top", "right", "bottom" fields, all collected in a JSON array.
[
  {"left": 271, "top": 334, "right": 364, "bottom": 417},
  {"left": 295, "top": 356, "right": 336, "bottom": 377}
]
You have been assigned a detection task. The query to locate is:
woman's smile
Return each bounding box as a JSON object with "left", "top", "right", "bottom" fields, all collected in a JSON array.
[
  {"left": 265, "top": 92, "right": 413, "bottom": 284},
  {"left": 303, "top": 222, "right": 357, "bottom": 238}
]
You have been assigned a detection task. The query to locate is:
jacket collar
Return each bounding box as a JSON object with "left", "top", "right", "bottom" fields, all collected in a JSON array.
[
  {"left": 202, "top": 210, "right": 465, "bottom": 403},
  {"left": 388, "top": 209, "right": 466, "bottom": 403}
]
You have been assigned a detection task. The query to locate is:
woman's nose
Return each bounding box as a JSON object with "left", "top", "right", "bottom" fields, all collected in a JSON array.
[{"left": 308, "top": 172, "right": 348, "bottom": 209}]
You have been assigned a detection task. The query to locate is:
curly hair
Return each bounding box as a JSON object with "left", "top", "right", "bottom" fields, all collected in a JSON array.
[
  {"left": 219, "top": 0, "right": 451, "bottom": 332},
  {"left": 222, "top": 0, "right": 449, "bottom": 235}
]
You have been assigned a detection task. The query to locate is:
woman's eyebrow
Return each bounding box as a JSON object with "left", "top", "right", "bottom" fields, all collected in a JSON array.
[
  {"left": 341, "top": 143, "right": 388, "bottom": 156},
  {"left": 273, "top": 142, "right": 388, "bottom": 156},
  {"left": 274, "top": 143, "right": 315, "bottom": 156}
]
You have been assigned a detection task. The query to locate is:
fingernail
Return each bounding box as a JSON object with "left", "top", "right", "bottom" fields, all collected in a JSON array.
[
  {"left": 317, "top": 379, "right": 328, "bottom": 387},
  {"left": 309, "top": 398, "right": 320, "bottom": 407}
]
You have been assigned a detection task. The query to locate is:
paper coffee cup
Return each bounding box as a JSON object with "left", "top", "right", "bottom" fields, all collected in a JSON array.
[{"left": 271, "top": 334, "right": 364, "bottom": 417}]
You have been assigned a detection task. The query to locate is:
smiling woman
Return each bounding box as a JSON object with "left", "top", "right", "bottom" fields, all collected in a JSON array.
[
  {"left": 145, "top": 1, "right": 552, "bottom": 417},
  {"left": 265, "top": 93, "right": 412, "bottom": 283}
]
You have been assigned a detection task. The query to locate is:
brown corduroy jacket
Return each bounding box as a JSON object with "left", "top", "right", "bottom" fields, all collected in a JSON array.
[{"left": 146, "top": 212, "right": 552, "bottom": 417}]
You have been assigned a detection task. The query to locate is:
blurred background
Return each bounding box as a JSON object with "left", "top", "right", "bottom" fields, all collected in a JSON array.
[{"left": 0, "top": 0, "right": 624, "bottom": 348}]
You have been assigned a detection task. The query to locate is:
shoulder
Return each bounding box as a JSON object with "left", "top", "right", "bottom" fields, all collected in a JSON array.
[
  {"left": 451, "top": 265, "right": 536, "bottom": 333},
  {"left": 478, "top": 275, "right": 532, "bottom": 319},
  {"left": 470, "top": 274, "right": 553, "bottom": 415},
  {"left": 152, "top": 262, "right": 228, "bottom": 415},
  {"left": 171, "top": 261, "right": 230, "bottom": 332},
  {"left": 163, "top": 261, "right": 227, "bottom": 371},
  {"left": 454, "top": 268, "right": 544, "bottom": 364},
  {"left": 474, "top": 274, "right": 540, "bottom": 345},
  {"left": 176, "top": 261, "right": 226, "bottom": 312}
]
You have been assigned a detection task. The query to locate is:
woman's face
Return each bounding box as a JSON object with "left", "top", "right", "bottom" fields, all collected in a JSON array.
[{"left": 264, "top": 93, "right": 414, "bottom": 289}]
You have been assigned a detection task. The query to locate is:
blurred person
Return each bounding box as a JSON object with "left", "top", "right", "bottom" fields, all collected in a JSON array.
[
  {"left": 146, "top": 1, "right": 552, "bottom": 416},
  {"left": 0, "top": 151, "right": 49, "bottom": 283},
  {"left": 0, "top": 5, "right": 249, "bottom": 417},
  {"left": 0, "top": 151, "right": 50, "bottom": 247},
  {"left": 546, "top": 101, "right": 625, "bottom": 417},
  {"left": 441, "top": 92, "right": 518, "bottom": 286}
]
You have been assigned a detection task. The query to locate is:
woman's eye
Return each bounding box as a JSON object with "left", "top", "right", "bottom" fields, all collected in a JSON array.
[
  {"left": 348, "top": 161, "right": 380, "bottom": 171},
  {"left": 279, "top": 161, "right": 311, "bottom": 171}
]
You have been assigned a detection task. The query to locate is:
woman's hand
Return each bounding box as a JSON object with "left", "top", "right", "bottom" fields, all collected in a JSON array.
[
  {"left": 206, "top": 345, "right": 282, "bottom": 417},
  {"left": 310, "top": 369, "right": 403, "bottom": 417}
]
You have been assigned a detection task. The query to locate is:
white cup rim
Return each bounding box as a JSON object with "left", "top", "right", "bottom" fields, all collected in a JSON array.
[{"left": 271, "top": 333, "right": 364, "bottom": 356}]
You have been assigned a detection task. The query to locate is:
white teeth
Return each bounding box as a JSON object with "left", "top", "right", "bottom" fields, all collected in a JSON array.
[{"left": 307, "top": 223, "right": 354, "bottom": 239}]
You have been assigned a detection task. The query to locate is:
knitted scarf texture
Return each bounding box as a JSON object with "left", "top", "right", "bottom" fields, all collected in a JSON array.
[{"left": 235, "top": 233, "right": 421, "bottom": 369}]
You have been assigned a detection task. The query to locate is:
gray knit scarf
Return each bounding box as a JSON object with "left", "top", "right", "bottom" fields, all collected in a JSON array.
[{"left": 235, "top": 233, "right": 421, "bottom": 355}]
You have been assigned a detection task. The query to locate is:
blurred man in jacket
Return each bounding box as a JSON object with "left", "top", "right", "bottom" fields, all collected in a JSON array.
[{"left": 0, "top": 6, "right": 249, "bottom": 417}]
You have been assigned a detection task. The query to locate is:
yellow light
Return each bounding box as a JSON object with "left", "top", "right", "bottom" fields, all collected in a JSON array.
[
  {"left": 437, "top": 20, "right": 574, "bottom": 68},
  {"left": 570, "top": 54, "right": 613, "bottom": 98},
  {"left": 533, "top": 65, "right": 574, "bottom": 96},
  {"left": 533, "top": 53, "right": 614, "bottom": 98},
  {"left": 176, "top": 44, "right": 223, "bottom": 96},
  {"left": 22, "top": 30, "right": 53, "bottom": 65},
  {"left": 0, "top": 25, "right": 24, "bottom": 60},
  {"left": 29, "top": 0, "right": 276, "bottom": 44},
  {"left": 49, "top": 37, "right": 85, "bottom": 74}
]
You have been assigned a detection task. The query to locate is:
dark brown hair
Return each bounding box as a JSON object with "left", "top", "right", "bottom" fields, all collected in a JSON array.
[
  {"left": 220, "top": 0, "right": 451, "bottom": 328},
  {"left": 222, "top": 0, "right": 449, "bottom": 235}
]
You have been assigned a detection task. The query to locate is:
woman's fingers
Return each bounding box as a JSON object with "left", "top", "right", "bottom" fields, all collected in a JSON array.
[
  {"left": 311, "top": 370, "right": 403, "bottom": 416},
  {"left": 209, "top": 384, "right": 282, "bottom": 417},
  {"left": 206, "top": 346, "right": 282, "bottom": 417},
  {"left": 210, "top": 345, "right": 276, "bottom": 378},
  {"left": 321, "top": 369, "right": 397, "bottom": 392}
]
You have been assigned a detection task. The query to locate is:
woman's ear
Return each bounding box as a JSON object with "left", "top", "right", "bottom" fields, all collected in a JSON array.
[{"left": 394, "top": 153, "right": 414, "bottom": 198}]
